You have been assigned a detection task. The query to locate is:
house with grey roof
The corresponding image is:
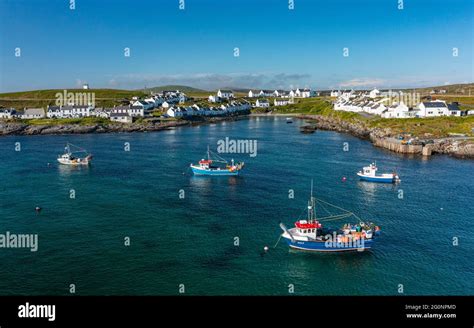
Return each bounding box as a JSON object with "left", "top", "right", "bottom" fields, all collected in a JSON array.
[
  {"left": 21, "top": 108, "right": 45, "bottom": 119},
  {"left": 217, "top": 89, "right": 234, "bottom": 99},
  {"left": 417, "top": 100, "right": 449, "bottom": 117}
]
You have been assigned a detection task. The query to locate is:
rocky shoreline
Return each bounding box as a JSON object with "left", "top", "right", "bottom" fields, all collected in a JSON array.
[
  {"left": 2, "top": 114, "right": 473, "bottom": 158},
  {"left": 0, "top": 116, "right": 246, "bottom": 137},
  {"left": 297, "top": 114, "right": 474, "bottom": 159}
]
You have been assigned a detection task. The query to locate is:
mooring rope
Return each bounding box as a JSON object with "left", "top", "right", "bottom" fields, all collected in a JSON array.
[{"left": 273, "top": 234, "right": 283, "bottom": 248}]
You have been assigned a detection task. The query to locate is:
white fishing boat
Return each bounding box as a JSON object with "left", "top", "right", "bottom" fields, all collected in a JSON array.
[
  {"left": 357, "top": 162, "right": 400, "bottom": 183},
  {"left": 57, "top": 143, "right": 92, "bottom": 166}
]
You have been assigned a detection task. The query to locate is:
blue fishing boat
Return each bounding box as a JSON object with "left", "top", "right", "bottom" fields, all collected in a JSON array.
[
  {"left": 190, "top": 146, "right": 244, "bottom": 176},
  {"left": 280, "top": 181, "right": 381, "bottom": 252},
  {"left": 357, "top": 163, "right": 400, "bottom": 183}
]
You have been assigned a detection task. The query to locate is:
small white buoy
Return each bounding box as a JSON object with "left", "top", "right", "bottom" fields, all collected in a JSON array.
[
  {"left": 263, "top": 246, "right": 269, "bottom": 252},
  {"left": 440, "top": 208, "right": 443, "bottom": 211},
  {"left": 35, "top": 206, "right": 41, "bottom": 212}
]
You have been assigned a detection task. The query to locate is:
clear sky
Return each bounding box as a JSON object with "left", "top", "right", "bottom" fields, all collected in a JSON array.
[{"left": 0, "top": 0, "right": 472, "bottom": 92}]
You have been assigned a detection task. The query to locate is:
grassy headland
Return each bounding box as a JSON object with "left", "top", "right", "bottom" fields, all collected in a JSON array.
[{"left": 0, "top": 89, "right": 148, "bottom": 108}]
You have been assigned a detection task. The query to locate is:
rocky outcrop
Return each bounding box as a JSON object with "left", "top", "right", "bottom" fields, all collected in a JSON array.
[
  {"left": 298, "top": 115, "right": 474, "bottom": 159},
  {"left": 297, "top": 115, "right": 374, "bottom": 139},
  {"left": 0, "top": 115, "right": 248, "bottom": 136},
  {"left": 0, "top": 120, "right": 190, "bottom": 136}
]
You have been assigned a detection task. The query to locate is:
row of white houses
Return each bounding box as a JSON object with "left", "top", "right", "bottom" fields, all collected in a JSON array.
[
  {"left": 248, "top": 88, "right": 314, "bottom": 98},
  {"left": 331, "top": 88, "right": 382, "bottom": 99},
  {"left": 166, "top": 102, "right": 251, "bottom": 118},
  {"left": 334, "top": 97, "right": 468, "bottom": 118}
]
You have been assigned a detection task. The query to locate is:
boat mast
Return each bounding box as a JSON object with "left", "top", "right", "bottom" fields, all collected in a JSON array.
[
  {"left": 308, "top": 179, "right": 315, "bottom": 223},
  {"left": 65, "top": 143, "right": 71, "bottom": 155},
  {"left": 207, "top": 145, "right": 210, "bottom": 161}
]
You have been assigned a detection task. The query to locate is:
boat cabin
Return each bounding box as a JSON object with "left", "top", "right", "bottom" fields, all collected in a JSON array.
[
  {"left": 294, "top": 220, "right": 322, "bottom": 234},
  {"left": 362, "top": 163, "right": 377, "bottom": 176},
  {"left": 198, "top": 159, "right": 212, "bottom": 169}
]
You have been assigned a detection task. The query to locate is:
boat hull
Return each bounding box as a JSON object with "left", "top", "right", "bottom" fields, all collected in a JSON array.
[
  {"left": 191, "top": 165, "right": 240, "bottom": 176},
  {"left": 357, "top": 173, "right": 395, "bottom": 183},
  {"left": 283, "top": 236, "right": 374, "bottom": 252},
  {"left": 57, "top": 158, "right": 90, "bottom": 166}
]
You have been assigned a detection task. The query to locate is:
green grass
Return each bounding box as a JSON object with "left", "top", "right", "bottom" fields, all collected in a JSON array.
[
  {"left": 24, "top": 117, "right": 110, "bottom": 126},
  {"left": 0, "top": 88, "right": 147, "bottom": 109},
  {"left": 367, "top": 116, "right": 474, "bottom": 138},
  {"left": 253, "top": 97, "right": 362, "bottom": 121}
]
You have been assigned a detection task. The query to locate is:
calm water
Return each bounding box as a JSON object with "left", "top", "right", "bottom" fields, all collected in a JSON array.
[{"left": 0, "top": 117, "right": 473, "bottom": 295}]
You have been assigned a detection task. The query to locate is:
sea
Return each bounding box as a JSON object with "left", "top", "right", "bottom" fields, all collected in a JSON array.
[{"left": 0, "top": 117, "right": 472, "bottom": 295}]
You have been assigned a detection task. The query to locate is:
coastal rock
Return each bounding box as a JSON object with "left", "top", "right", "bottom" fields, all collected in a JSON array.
[
  {"left": 298, "top": 115, "right": 474, "bottom": 159},
  {"left": 0, "top": 120, "right": 190, "bottom": 136}
]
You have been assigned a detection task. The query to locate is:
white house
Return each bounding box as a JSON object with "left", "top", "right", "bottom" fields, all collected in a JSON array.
[
  {"left": 295, "top": 88, "right": 312, "bottom": 98},
  {"left": 369, "top": 88, "right": 380, "bottom": 99},
  {"left": 330, "top": 90, "right": 340, "bottom": 97},
  {"left": 166, "top": 107, "right": 184, "bottom": 118},
  {"left": 381, "top": 102, "right": 415, "bottom": 118},
  {"left": 131, "top": 100, "right": 154, "bottom": 111},
  {"left": 161, "top": 101, "right": 170, "bottom": 109},
  {"left": 248, "top": 90, "right": 260, "bottom": 98},
  {"left": 217, "top": 89, "right": 234, "bottom": 99},
  {"left": 0, "top": 108, "right": 17, "bottom": 119},
  {"left": 110, "top": 105, "right": 144, "bottom": 117},
  {"left": 274, "top": 99, "right": 289, "bottom": 106},
  {"left": 110, "top": 112, "right": 132, "bottom": 123},
  {"left": 128, "top": 106, "right": 145, "bottom": 117},
  {"left": 21, "top": 108, "right": 45, "bottom": 119},
  {"left": 46, "top": 105, "right": 92, "bottom": 118},
  {"left": 341, "top": 90, "right": 354, "bottom": 101},
  {"left": 255, "top": 99, "right": 270, "bottom": 108},
  {"left": 417, "top": 100, "right": 449, "bottom": 117},
  {"left": 90, "top": 108, "right": 110, "bottom": 118},
  {"left": 46, "top": 106, "right": 62, "bottom": 118},
  {"left": 448, "top": 103, "right": 463, "bottom": 116},
  {"left": 208, "top": 95, "right": 219, "bottom": 103},
  {"left": 82, "top": 84, "right": 89, "bottom": 90}
]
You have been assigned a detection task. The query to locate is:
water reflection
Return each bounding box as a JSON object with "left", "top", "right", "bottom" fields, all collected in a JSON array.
[
  {"left": 357, "top": 181, "right": 398, "bottom": 202},
  {"left": 57, "top": 163, "right": 90, "bottom": 178}
]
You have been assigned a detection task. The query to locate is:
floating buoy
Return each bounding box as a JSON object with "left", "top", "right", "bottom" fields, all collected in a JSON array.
[
  {"left": 342, "top": 177, "right": 347, "bottom": 182},
  {"left": 47, "top": 163, "right": 51, "bottom": 167},
  {"left": 35, "top": 206, "right": 42, "bottom": 212},
  {"left": 440, "top": 208, "right": 443, "bottom": 211},
  {"left": 263, "top": 246, "right": 269, "bottom": 252}
]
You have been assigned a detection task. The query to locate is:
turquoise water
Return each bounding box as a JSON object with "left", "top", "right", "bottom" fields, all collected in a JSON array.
[{"left": 0, "top": 117, "right": 473, "bottom": 295}]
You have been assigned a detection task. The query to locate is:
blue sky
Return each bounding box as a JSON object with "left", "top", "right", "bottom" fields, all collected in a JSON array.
[{"left": 0, "top": 0, "right": 472, "bottom": 92}]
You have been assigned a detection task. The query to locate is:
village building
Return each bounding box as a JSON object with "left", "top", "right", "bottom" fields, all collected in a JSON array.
[
  {"left": 0, "top": 108, "right": 17, "bottom": 119},
  {"left": 255, "top": 99, "right": 270, "bottom": 108},
  {"left": 21, "top": 108, "right": 45, "bottom": 119},
  {"left": 248, "top": 90, "right": 260, "bottom": 98},
  {"left": 417, "top": 100, "right": 450, "bottom": 117},
  {"left": 381, "top": 102, "right": 417, "bottom": 118},
  {"left": 274, "top": 99, "right": 289, "bottom": 106},
  {"left": 110, "top": 112, "right": 132, "bottom": 123},
  {"left": 330, "top": 90, "right": 341, "bottom": 97},
  {"left": 217, "top": 89, "right": 234, "bottom": 99},
  {"left": 369, "top": 88, "right": 380, "bottom": 99}
]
